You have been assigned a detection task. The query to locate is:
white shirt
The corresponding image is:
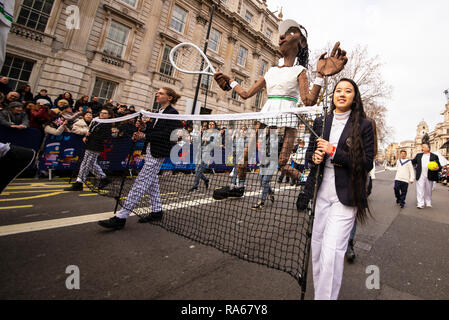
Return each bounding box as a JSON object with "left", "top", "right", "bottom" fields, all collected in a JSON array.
[
  {"left": 152, "top": 107, "right": 165, "bottom": 128},
  {"left": 325, "top": 110, "right": 351, "bottom": 169},
  {"left": 421, "top": 153, "right": 430, "bottom": 179},
  {"left": 394, "top": 159, "right": 415, "bottom": 183}
]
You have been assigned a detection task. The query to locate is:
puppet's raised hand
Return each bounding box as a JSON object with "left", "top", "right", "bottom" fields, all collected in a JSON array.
[
  {"left": 214, "top": 73, "right": 232, "bottom": 91},
  {"left": 316, "top": 42, "right": 348, "bottom": 76}
]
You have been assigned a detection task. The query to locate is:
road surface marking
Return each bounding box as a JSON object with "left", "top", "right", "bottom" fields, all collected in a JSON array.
[
  {"left": 0, "top": 205, "right": 34, "bottom": 210},
  {"left": 1, "top": 189, "right": 65, "bottom": 195},
  {"left": 0, "top": 191, "right": 68, "bottom": 202},
  {"left": 0, "top": 185, "right": 297, "bottom": 237},
  {"left": 0, "top": 211, "right": 115, "bottom": 236}
]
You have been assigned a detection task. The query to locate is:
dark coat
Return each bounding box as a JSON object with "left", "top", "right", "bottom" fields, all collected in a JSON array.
[
  {"left": 0, "top": 82, "right": 12, "bottom": 96},
  {"left": 85, "top": 122, "right": 112, "bottom": 153},
  {"left": 412, "top": 153, "right": 442, "bottom": 181},
  {"left": 0, "top": 109, "right": 29, "bottom": 128},
  {"left": 19, "top": 91, "right": 34, "bottom": 103},
  {"left": 89, "top": 101, "right": 103, "bottom": 116},
  {"left": 302, "top": 112, "right": 375, "bottom": 208},
  {"left": 143, "top": 105, "right": 182, "bottom": 158}
]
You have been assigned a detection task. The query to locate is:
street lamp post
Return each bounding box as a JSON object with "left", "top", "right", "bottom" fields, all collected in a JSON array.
[{"left": 191, "top": 0, "right": 219, "bottom": 115}]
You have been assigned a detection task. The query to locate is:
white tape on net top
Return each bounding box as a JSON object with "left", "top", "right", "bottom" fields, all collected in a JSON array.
[{"left": 92, "top": 106, "right": 323, "bottom": 124}]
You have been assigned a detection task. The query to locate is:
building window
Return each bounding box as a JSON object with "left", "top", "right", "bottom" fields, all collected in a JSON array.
[
  {"left": 209, "top": 28, "right": 221, "bottom": 52},
  {"left": 0, "top": 54, "right": 34, "bottom": 91},
  {"left": 16, "top": 0, "right": 55, "bottom": 32},
  {"left": 254, "top": 91, "right": 263, "bottom": 110},
  {"left": 244, "top": 10, "right": 253, "bottom": 23},
  {"left": 260, "top": 59, "right": 268, "bottom": 76},
  {"left": 103, "top": 21, "right": 130, "bottom": 58},
  {"left": 170, "top": 4, "right": 188, "bottom": 33},
  {"left": 120, "top": 0, "right": 137, "bottom": 7},
  {"left": 231, "top": 78, "right": 242, "bottom": 100},
  {"left": 200, "top": 74, "right": 212, "bottom": 90},
  {"left": 159, "top": 45, "right": 177, "bottom": 76},
  {"left": 237, "top": 46, "right": 247, "bottom": 67},
  {"left": 91, "top": 78, "right": 117, "bottom": 105},
  {"left": 265, "top": 28, "right": 272, "bottom": 39},
  {"left": 200, "top": 107, "right": 212, "bottom": 114}
]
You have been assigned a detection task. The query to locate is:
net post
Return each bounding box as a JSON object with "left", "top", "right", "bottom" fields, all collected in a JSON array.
[{"left": 299, "top": 79, "right": 329, "bottom": 300}]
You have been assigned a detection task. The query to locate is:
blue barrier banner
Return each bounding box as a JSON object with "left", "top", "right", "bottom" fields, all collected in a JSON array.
[
  {"left": 39, "top": 133, "right": 85, "bottom": 170},
  {"left": 0, "top": 126, "right": 42, "bottom": 151},
  {"left": 34, "top": 133, "right": 238, "bottom": 172},
  {"left": 39, "top": 133, "right": 138, "bottom": 171}
]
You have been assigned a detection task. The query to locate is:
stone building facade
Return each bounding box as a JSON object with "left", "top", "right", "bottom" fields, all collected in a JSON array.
[
  {"left": 385, "top": 142, "right": 399, "bottom": 166},
  {"left": 410, "top": 102, "right": 449, "bottom": 158},
  {"left": 2, "top": 0, "right": 282, "bottom": 113},
  {"left": 384, "top": 100, "right": 449, "bottom": 164}
]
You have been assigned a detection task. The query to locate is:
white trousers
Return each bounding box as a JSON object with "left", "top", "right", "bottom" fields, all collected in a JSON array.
[
  {"left": 312, "top": 168, "right": 357, "bottom": 300},
  {"left": 76, "top": 150, "right": 106, "bottom": 183},
  {"left": 416, "top": 176, "right": 433, "bottom": 207},
  {"left": 117, "top": 146, "right": 164, "bottom": 219}
]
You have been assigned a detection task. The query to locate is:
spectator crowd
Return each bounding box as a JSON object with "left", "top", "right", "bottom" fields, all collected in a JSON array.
[{"left": 0, "top": 76, "right": 137, "bottom": 138}]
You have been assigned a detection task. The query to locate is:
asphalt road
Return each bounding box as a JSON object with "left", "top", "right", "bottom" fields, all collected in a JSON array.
[{"left": 0, "top": 168, "right": 448, "bottom": 300}]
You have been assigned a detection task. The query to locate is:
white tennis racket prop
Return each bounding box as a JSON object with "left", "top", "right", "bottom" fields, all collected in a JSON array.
[{"left": 169, "top": 42, "right": 216, "bottom": 76}]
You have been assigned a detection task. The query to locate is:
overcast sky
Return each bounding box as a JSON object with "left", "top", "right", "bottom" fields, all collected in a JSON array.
[{"left": 267, "top": 0, "right": 449, "bottom": 146}]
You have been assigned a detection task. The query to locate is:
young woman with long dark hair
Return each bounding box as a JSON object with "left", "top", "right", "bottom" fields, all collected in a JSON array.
[
  {"left": 303, "top": 78, "right": 375, "bottom": 299},
  {"left": 212, "top": 19, "right": 348, "bottom": 200}
]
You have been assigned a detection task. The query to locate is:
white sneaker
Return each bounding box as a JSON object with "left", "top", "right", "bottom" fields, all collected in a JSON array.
[
  {"left": 417, "top": 205, "right": 424, "bottom": 209},
  {"left": 426, "top": 204, "right": 432, "bottom": 208}
]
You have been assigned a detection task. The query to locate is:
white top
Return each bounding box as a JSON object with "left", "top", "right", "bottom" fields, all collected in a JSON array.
[
  {"left": 421, "top": 153, "right": 431, "bottom": 179},
  {"left": 395, "top": 159, "right": 415, "bottom": 183},
  {"left": 325, "top": 110, "right": 351, "bottom": 170},
  {"left": 260, "top": 65, "right": 305, "bottom": 128},
  {"left": 0, "top": 0, "right": 14, "bottom": 27}
]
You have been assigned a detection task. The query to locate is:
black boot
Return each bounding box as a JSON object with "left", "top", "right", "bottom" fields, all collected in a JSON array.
[
  {"left": 251, "top": 201, "right": 265, "bottom": 210},
  {"left": 204, "top": 179, "right": 209, "bottom": 189},
  {"left": 138, "top": 211, "right": 163, "bottom": 223},
  {"left": 98, "top": 216, "right": 126, "bottom": 230},
  {"left": 64, "top": 182, "right": 83, "bottom": 191},
  {"left": 0, "top": 145, "right": 36, "bottom": 194},
  {"left": 346, "top": 240, "right": 356, "bottom": 263}
]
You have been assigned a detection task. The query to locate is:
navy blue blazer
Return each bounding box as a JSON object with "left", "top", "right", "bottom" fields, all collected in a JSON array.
[
  {"left": 304, "top": 112, "right": 375, "bottom": 207},
  {"left": 411, "top": 153, "right": 441, "bottom": 181},
  {"left": 143, "top": 105, "right": 182, "bottom": 158}
]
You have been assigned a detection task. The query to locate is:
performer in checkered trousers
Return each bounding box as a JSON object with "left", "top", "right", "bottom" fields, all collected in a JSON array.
[
  {"left": 98, "top": 87, "right": 182, "bottom": 230},
  {"left": 64, "top": 108, "right": 113, "bottom": 191}
]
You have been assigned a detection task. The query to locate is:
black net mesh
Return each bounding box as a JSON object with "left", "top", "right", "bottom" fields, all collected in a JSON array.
[{"left": 81, "top": 110, "right": 322, "bottom": 286}]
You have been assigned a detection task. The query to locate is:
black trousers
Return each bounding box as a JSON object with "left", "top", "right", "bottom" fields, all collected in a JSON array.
[{"left": 394, "top": 180, "right": 409, "bottom": 205}]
